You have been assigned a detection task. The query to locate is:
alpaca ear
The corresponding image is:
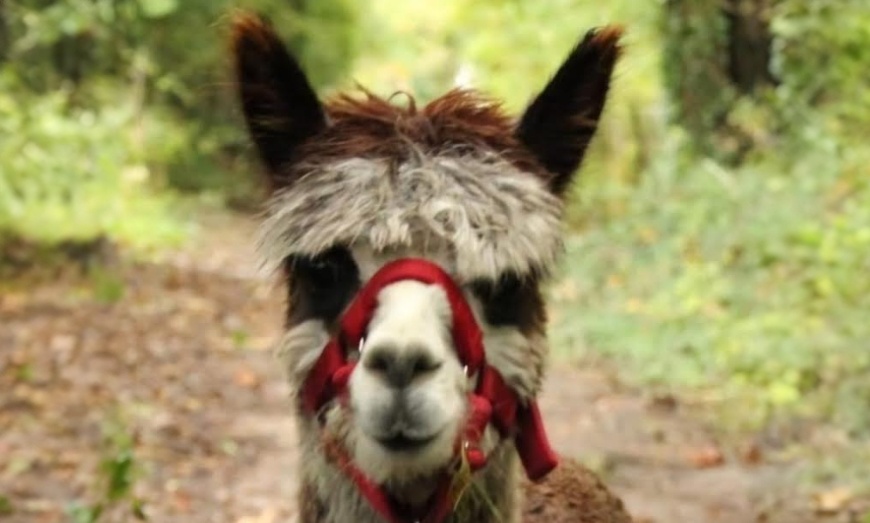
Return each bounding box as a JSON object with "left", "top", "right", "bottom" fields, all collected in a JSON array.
[
  {"left": 232, "top": 13, "right": 326, "bottom": 180},
  {"left": 516, "top": 27, "right": 623, "bottom": 196}
]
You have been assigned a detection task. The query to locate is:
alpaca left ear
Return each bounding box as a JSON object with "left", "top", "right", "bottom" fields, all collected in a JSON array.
[
  {"left": 232, "top": 13, "right": 326, "bottom": 182},
  {"left": 516, "top": 27, "right": 623, "bottom": 197}
]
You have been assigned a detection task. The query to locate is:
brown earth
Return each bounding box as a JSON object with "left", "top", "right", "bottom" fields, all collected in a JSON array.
[{"left": 1, "top": 212, "right": 866, "bottom": 523}]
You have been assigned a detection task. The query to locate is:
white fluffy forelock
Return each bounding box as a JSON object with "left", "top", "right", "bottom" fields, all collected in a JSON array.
[{"left": 257, "top": 151, "right": 564, "bottom": 281}]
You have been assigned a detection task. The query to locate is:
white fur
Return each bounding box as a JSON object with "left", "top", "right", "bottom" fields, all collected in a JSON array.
[
  {"left": 258, "top": 152, "right": 564, "bottom": 281},
  {"left": 275, "top": 319, "right": 331, "bottom": 389},
  {"left": 479, "top": 326, "right": 548, "bottom": 399},
  {"left": 349, "top": 280, "right": 469, "bottom": 484}
]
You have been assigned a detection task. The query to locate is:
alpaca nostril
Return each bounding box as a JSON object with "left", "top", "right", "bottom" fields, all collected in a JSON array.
[
  {"left": 363, "top": 344, "right": 442, "bottom": 389},
  {"left": 365, "top": 350, "right": 394, "bottom": 374}
]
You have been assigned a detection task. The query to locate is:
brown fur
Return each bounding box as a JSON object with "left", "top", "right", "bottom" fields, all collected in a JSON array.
[
  {"left": 516, "top": 26, "right": 623, "bottom": 195},
  {"left": 295, "top": 90, "right": 550, "bottom": 183},
  {"left": 522, "top": 458, "right": 632, "bottom": 523}
]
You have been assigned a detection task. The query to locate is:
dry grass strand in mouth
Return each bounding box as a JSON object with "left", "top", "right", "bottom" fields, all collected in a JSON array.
[{"left": 449, "top": 449, "right": 503, "bottom": 522}]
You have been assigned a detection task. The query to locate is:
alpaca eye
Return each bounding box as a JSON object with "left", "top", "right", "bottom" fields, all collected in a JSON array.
[
  {"left": 284, "top": 246, "right": 360, "bottom": 324},
  {"left": 469, "top": 273, "right": 541, "bottom": 329},
  {"left": 470, "top": 274, "right": 522, "bottom": 306},
  {"left": 296, "top": 247, "right": 358, "bottom": 291}
]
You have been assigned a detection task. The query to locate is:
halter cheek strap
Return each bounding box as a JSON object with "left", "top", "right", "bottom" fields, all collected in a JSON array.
[{"left": 300, "top": 258, "right": 558, "bottom": 523}]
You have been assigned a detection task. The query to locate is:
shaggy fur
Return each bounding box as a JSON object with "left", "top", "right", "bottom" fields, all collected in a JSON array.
[
  {"left": 293, "top": 89, "right": 549, "bottom": 179},
  {"left": 258, "top": 154, "right": 564, "bottom": 282},
  {"left": 522, "top": 459, "right": 632, "bottom": 523},
  {"left": 275, "top": 319, "right": 331, "bottom": 390}
]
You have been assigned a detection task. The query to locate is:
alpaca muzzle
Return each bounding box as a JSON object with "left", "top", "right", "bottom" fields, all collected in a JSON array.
[{"left": 300, "top": 258, "right": 558, "bottom": 523}]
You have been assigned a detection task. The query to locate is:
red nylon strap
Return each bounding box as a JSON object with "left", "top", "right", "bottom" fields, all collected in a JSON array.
[
  {"left": 340, "top": 258, "right": 486, "bottom": 374},
  {"left": 302, "top": 258, "right": 486, "bottom": 414},
  {"left": 301, "top": 339, "right": 345, "bottom": 413},
  {"left": 473, "top": 366, "right": 559, "bottom": 481},
  {"left": 300, "top": 258, "right": 558, "bottom": 522}
]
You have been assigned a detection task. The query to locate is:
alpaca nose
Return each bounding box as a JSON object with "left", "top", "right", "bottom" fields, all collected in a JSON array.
[{"left": 362, "top": 344, "right": 442, "bottom": 389}]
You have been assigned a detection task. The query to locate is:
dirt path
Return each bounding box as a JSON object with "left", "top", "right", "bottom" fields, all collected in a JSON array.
[{"left": 0, "top": 212, "right": 855, "bottom": 523}]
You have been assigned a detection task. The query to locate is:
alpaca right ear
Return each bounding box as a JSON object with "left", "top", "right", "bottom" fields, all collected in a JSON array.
[
  {"left": 516, "top": 27, "right": 622, "bottom": 197},
  {"left": 232, "top": 14, "right": 326, "bottom": 180}
]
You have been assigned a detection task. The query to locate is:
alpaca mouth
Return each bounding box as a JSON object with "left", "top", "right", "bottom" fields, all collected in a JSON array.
[{"left": 375, "top": 432, "right": 440, "bottom": 452}]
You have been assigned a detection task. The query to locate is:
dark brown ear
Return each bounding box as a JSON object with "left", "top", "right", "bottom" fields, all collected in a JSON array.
[
  {"left": 516, "top": 27, "right": 623, "bottom": 196},
  {"left": 232, "top": 13, "right": 326, "bottom": 180}
]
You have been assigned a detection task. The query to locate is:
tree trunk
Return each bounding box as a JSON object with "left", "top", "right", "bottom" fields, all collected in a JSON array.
[
  {"left": 0, "top": 1, "right": 9, "bottom": 65},
  {"left": 724, "top": 0, "right": 777, "bottom": 95},
  {"left": 662, "top": 0, "right": 777, "bottom": 162}
]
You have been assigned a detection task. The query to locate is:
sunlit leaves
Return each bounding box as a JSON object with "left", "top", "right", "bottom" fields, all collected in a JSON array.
[
  {"left": 0, "top": 91, "right": 184, "bottom": 247},
  {"left": 137, "top": 0, "right": 178, "bottom": 19}
]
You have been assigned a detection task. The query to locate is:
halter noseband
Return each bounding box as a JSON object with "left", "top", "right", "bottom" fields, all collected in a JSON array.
[{"left": 299, "top": 258, "right": 558, "bottom": 523}]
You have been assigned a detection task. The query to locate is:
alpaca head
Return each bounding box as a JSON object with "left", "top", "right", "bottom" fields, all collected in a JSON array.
[{"left": 232, "top": 14, "right": 621, "bottom": 487}]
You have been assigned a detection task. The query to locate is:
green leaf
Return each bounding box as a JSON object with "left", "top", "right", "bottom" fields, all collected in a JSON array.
[
  {"left": 137, "top": 0, "right": 178, "bottom": 19},
  {"left": 67, "top": 503, "right": 103, "bottom": 523},
  {"left": 0, "top": 495, "right": 13, "bottom": 516}
]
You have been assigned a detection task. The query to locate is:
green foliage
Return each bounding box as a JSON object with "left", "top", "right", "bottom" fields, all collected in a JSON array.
[
  {"left": 67, "top": 415, "right": 146, "bottom": 522},
  {"left": 661, "top": 0, "right": 870, "bottom": 163},
  {"left": 771, "top": 0, "right": 870, "bottom": 141},
  {"left": 89, "top": 266, "right": 126, "bottom": 304},
  {"left": 551, "top": 135, "right": 870, "bottom": 432},
  {"left": 0, "top": 0, "right": 360, "bottom": 250},
  {"left": 0, "top": 80, "right": 184, "bottom": 248},
  {"left": 661, "top": 0, "right": 734, "bottom": 157},
  {"left": 540, "top": 0, "right": 870, "bottom": 436}
]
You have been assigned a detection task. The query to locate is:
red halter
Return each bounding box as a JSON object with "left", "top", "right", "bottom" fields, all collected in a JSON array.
[{"left": 299, "top": 258, "right": 558, "bottom": 523}]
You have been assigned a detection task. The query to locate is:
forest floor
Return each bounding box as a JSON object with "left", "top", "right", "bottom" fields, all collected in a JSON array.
[{"left": 1, "top": 210, "right": 867, "bottom": 523}]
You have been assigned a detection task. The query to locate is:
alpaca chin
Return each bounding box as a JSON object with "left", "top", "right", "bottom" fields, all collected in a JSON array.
[{"left": 348, "top": 414, "right": 464, "bottom": 485}]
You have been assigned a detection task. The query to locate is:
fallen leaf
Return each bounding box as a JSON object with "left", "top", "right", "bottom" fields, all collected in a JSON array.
[
  {"left": 686, "top": 445, "right": 725, "bottom": 469},
  {"left": 172, "top": 490, "right": 193, "bottom": 513},
  {"left": 236, "top": 508, "right": 278, "bottom": 523},
  {"left": 234, "top": 367, "right": 261, "bottom": 389},
  {"left": 739, "top": 441, "right": 763, "bottom": 465},
  {"left": 814, "top": 487, "right": 852, "bottom": 514}
]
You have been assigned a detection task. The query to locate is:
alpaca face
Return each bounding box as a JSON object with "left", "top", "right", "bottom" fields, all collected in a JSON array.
[
  {"left": 280, "top": 229, "right": 551, "bottom": 483},
  {"left": 232, "top": 12, "right": 621, "bottom": 491}
]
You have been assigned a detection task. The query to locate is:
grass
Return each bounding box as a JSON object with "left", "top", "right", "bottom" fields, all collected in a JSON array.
[{"left": 67, "top": 413, "right": 147, "bottom": 523}]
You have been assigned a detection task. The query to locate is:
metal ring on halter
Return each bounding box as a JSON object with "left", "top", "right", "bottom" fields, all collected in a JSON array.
[{"left": 357, "top": 337, "right": 366, "bottom": 354}]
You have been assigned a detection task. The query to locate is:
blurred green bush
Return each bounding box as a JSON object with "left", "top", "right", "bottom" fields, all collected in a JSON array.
[
  {"left": 1, "top": 0, "right": 868, "bottom": 436},
  {"left": 0, "top": 0, "right": 359, "bottom": 248},
  {"left": 552, "top": 138, "right": 870, "bottom": 433},
  {"left": 0, "top": 79, "right": 184, "bottom": 248}
]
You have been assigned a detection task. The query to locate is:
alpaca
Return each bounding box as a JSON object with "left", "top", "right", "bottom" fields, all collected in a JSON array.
[{"left": 231, "top": 13, "right": 632, "bottom": 523}]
